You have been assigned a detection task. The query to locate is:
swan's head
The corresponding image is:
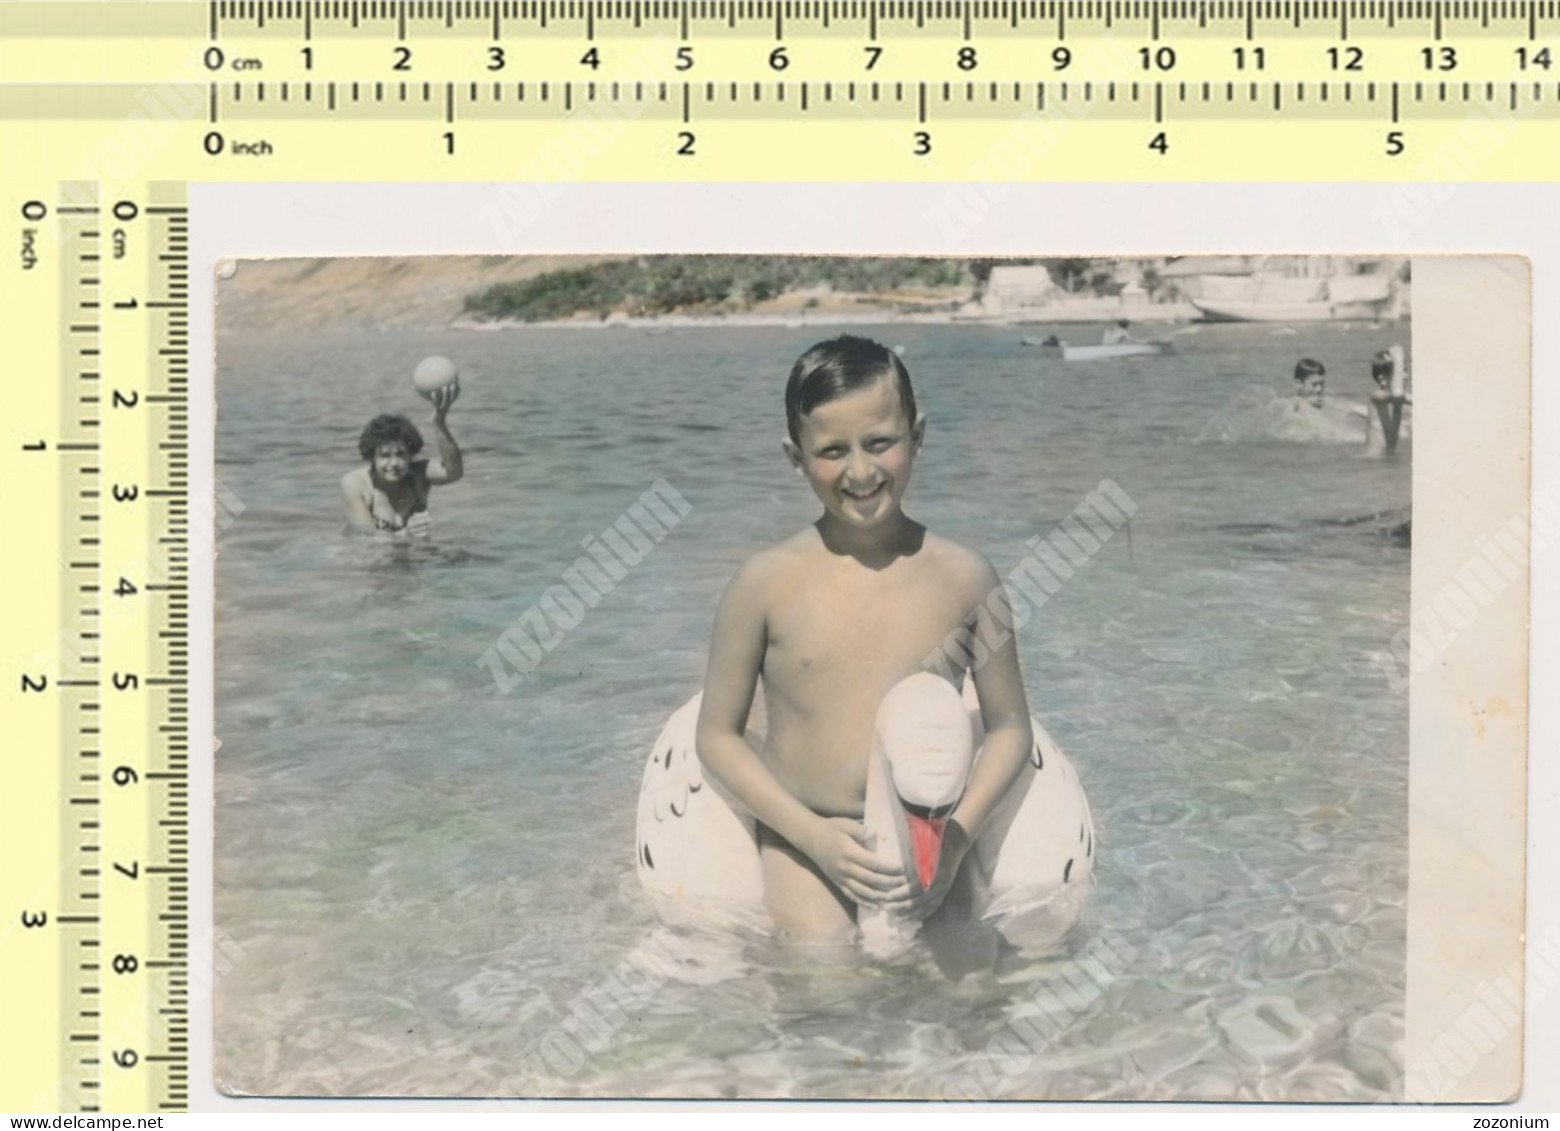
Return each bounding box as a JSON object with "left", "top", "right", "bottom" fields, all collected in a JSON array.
[{"left": 875, "top": 674, "right": 975, "bottom": 889}]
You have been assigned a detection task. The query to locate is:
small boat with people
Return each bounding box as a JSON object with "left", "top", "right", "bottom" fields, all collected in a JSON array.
[
  {"left": 1023, "top": 319, "right": 1181, "bottom": 362},
  {"left": 1034, "top": 339, "right": 1175, "bottom": 361}
]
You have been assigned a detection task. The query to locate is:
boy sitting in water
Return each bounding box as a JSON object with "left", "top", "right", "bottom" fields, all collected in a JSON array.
[
  {"left": 695, "top": 336, "right": 1035, "bottom": 941},
  {"left": 1292, "top": 358, "right": 1327, "bottom": 409},
  {"left": 341, "top": 385, "right": 463, "bottom": 536}
]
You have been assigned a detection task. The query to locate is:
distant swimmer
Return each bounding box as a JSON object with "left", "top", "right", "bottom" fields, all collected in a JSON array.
[
  {"left": 1365, "top": 346, "right": 1410, "bottom": 456},
  {"left": 1101, "top": 319, "right": 1135, "bottom": 346},
  {"left": 1292, "top": 358, "right": 1327, "bottom": 409},
  {"left": 341, "top": 359, "right": 464, "bottom": 536}
]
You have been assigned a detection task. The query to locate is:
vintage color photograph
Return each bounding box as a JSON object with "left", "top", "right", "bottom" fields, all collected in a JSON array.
[{"left": 214, "top": 254, "right": 1419, "bottom": 1100}]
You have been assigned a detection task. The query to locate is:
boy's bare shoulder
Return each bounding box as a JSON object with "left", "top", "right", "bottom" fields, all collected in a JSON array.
[
  {"left": 725, "top": 529, "right": 818, "bottom": 596},
  {"left": 920, "top": 531, "right": 1002, "bottom": 595}
]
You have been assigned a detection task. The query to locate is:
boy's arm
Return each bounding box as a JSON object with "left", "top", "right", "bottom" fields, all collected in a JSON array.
[
  {"left": 900, "top": 559, "right": 1032, "bottom": 918},
  {"left": 950, "top": 563, "right": 1034, "bottom": 847},
  {"left": 423, "top": 386, "right": 464, "bottom": 485},
  {"left": 695, "top": 561, "right": 818, "bottom": 849}
]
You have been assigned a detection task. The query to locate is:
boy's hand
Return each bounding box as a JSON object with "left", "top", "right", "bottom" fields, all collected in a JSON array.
[{"left": 801, "top": 817, "right": 906, "bottom": 907}]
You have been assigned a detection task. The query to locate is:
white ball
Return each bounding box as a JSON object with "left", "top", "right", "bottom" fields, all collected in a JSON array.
[{"left": 413, "top": 355, "right": 458, "bottom": 399}]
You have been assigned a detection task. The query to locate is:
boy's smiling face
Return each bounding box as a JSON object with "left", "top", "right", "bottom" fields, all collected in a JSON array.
[{"left": 784, "top": 374, "right": 925, "bottom": 530}]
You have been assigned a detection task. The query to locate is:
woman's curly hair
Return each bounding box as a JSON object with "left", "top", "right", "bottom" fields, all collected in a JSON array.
[{"left": 358, "top": 414, "right": 425, "bottom": 462}]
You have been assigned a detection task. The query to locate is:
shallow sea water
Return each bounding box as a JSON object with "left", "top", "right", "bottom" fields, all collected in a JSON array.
[{"left": 216, "top": 321, "right": 1410, "bottom": 1099}]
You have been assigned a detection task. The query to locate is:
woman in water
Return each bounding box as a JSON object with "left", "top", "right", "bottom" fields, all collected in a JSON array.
[{"left": 341, "top": 384, "right": 463, "bottom": 536}]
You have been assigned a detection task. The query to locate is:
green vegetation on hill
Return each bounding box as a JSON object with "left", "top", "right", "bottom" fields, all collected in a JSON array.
[{"left": 462, "top": 256, "right": 975, "bottom": 322}]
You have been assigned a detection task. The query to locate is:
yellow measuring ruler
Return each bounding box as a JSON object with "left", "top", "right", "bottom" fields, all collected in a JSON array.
[
  {"left": 1, "top": 183, "right": 190, "bottom": 1113},
  {"left": 1, "top": 1, "right": 1559, "bottom": 179}
]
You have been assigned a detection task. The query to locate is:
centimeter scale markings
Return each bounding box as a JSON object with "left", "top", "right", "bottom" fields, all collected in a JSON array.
[
  {"left": 3, "top": 0, "right": 1560, "bottom": 176},
  {"left": 0, "top": 183, "right": 189, "bottom": 1113}
]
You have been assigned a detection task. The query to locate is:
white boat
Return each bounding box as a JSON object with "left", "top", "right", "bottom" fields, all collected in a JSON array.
[
  {"left": 1028, "top": 339, "right": 1174, "bottom": 361},
  {"left": 1187, "top": 273, "right": 1393, "bottom": 323}
]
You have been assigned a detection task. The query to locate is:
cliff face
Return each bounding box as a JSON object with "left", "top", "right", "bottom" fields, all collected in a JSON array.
[{"left": 216, "top": 255, "right": 621, "bottom": 334}]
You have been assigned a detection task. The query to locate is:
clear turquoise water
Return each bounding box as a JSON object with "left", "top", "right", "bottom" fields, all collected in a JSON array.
[{"left": 216, "top": 321, "right": 1410, "bottom": 1100}]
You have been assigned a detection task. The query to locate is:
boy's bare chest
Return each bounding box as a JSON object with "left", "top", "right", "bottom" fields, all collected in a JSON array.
[{"left": 765, "top": 569, "right": 970, "bottom": 680}]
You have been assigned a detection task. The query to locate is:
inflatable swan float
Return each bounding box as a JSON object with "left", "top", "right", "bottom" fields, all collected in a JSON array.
[{"left": 635, "top": 672, "right": 1095, "bottom": 955}]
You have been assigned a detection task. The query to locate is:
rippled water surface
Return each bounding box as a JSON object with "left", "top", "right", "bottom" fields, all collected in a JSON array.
[{"left": 216, "top": 321, "right": 1410, "bottom": 1099}]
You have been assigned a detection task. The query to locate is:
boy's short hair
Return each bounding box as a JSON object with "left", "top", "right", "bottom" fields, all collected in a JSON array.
[
  {"left": 1293, "top": 357, "right": 1326, "bottom": 381},
  {"left": 785, "top": 335, "right": 917, "bottom": 444},
  {"left": 358, "top": 414, "right": 425, "bottom": 462}
]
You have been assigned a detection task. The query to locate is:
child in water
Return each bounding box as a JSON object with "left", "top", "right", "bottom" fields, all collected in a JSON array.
[
  {"left": 341, "top": 384, "right": 464, "bottom": 535},
  {"left": 695, "top": 336, "right": 1035, "bottom": 941},
  {"left": 1292, "top": 358, "right": 1327, "bottom": 409},
  {"left": 1365, "top": 347, "right": 1410, "bottom": 455}
]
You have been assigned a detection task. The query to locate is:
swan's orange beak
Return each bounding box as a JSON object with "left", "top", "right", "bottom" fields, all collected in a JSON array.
[{"left": 904, "top": 811, "right": 948, "bottom": 891}]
